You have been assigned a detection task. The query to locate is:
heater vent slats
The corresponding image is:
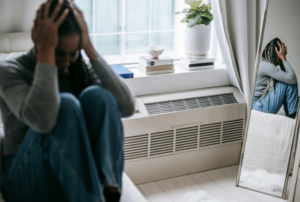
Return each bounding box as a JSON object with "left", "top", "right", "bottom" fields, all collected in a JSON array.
[
  {"left": 124, "top": 119, "right": 244, "bottom": 161},
  {"left": 200, "top": 123, "right": 221, "bottom": 147},
  {"left": 124, "top": 134, "right": 148, "bottom": 160},
  {"left": 175, "top": 126, "right": 198, "bottom": 152},
  {"left": 146, "top": 93, "right": 238, "bottom": 115},
  {"left": 222, "top": 119, "right": 244, "bottom": 143},
  {"left": 150, "top": 130, "right": 174, "bottom": 156}
]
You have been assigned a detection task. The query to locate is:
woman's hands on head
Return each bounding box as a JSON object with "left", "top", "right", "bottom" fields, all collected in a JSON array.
[
  {"left": 275, "top": 41, "right": 287, "bottom": 62},
  {"left": 32, "top": 0, "right": 69, "bottom": 66},
  {"left": 32, "top": 0, "right": 99, "bottom": 66},
  {"left": 68, "top": 1, "right": 99, "bottom": 62}
]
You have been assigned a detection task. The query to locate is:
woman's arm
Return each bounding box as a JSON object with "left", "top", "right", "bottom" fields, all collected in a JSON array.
[
  {"left": 261, "top": 41, "right": 297, "bottom": 84},
  {"left": 0, "top": 1, "right": 69, "bottom": 133},
  {"left": 0, "top": 62, "right": 60, "bottom": 133},
  {"left": 261, "top": 61, "right": 297, "bottom": 85},
  {"left": 89, "top": 51, "right": 135, "bottom": 118},
  {"left": 71, "top": 3, "right": 135, "bottom": 117}
]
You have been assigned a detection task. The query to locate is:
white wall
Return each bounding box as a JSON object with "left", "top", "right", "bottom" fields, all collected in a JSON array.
[
  {"left": 0, "top": 0, "right": 43, "bottom": 33},
  {"left": 261, "top": 0, "right": 300, "bottom": 89}
]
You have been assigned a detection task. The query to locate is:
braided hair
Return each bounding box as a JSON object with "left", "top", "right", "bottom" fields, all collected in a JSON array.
[
  {"left": 259, "top": 38, "right": 282, "bottom": 100},
  {"left": 262, "top": 38, "right": 282, "bottom": 65}
]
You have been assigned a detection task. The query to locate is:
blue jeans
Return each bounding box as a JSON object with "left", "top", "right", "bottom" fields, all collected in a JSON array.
[
  {"left": 0, "top": 86, "right": 124, "bottom": 202},
  {"left": 252, "top": 81, "right": 298, "bottom": 116}
]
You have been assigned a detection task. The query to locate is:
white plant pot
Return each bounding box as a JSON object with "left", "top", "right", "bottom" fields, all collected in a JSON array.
[{"left": 184, "top": 23, "right": 211, "bottom": 58}]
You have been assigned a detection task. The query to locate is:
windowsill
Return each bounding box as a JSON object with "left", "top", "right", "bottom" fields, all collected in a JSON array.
[
  {"left": 124, "top": 62, "right": 231, "bottom": 97},
  {"left": 124, "top": 62, "right": 226, "bottom": 78}
]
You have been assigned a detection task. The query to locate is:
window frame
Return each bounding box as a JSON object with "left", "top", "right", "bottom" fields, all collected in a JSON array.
[{"left": 77, "top": 0, "right": 222, "bottom": 65}]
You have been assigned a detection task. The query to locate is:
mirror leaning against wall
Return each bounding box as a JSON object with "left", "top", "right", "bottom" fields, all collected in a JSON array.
[{"left": 237, "top": 0, "right": 300, "bottom": 198}]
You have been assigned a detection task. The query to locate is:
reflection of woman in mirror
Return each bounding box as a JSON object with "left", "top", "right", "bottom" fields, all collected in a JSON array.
[{"left": 252, "top": 38, "right": 298, "bottom": 119}]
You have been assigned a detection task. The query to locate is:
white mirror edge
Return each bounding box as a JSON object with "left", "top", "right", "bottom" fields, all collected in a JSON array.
[
  {"left": 283, "top": 101, "right": 300, "bottom": 199},
  {"left": 235, "top": 0, "right": 300, "bottom": 198},
  {"left": 288, "top": 122, "right": 300, "bottom": 201}
]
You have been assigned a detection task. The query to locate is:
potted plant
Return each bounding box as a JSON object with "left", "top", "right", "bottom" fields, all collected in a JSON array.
[{"left": 175, "top": 0, "right": 213, "bottom": 58}]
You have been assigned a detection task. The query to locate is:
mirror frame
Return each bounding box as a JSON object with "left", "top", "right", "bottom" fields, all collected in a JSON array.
[
  {"left": 236, "top": 0, "right": 300, "bottom": 199},
  {"left": 287, "top": 118, "right": 300, "bottom": 201}
]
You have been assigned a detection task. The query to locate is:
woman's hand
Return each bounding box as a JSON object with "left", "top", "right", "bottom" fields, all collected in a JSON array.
[
  {"left": 275, "top": 41, "right": 287, "bottom": 62},
  {"left": 32, "top": 0, "right": 69, "bottom": 66},
  {"left": 69, "top": 1, "right": 99, "bottom": 62}
]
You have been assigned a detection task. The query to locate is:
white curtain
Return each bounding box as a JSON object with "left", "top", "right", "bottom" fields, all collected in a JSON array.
[{"left": 211, "top": 0, "right": 264, "bottom": 106}]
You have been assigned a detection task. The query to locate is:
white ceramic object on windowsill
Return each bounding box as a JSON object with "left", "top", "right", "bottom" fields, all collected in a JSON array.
[
  {"left": 184, "top": 24, "right": 211, "bottom": 59},
  {"left": 147, "top": 46, "right": 164, "bottom": 59}
]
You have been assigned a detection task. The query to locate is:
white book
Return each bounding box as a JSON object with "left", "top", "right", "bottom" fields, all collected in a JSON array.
[
  {"left": 139, "top": 64, "right": 174, "bottom": 72},
  {"left": 180, "top": 65, "right": 214, "bottom": 71},
  {"left": 139, "top": 56, "right": 173, "bottom": 67},
  {"left": 139, "top": 67, "right": 175, "bottom": 75},
  {"left": 180, "top": 56, "right": 215, "bottom": 65}
]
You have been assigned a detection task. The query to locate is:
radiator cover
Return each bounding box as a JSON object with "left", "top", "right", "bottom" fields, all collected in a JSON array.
[{"left": 122, "top": 86, "right": 247, "bottom": 184}]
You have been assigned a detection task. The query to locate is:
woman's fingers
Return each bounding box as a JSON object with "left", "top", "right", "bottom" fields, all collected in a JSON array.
[
  {"left": 43, "top": 0, "right": 52, "bottom": 19},
  {"left": 70, "top": 4, "right": 83, "bottom": 25},
  {"left": 277, "top": 41, "right": 282, "bottom": 51},
  {"left": 70, "top": 2, "right": 83, "bottom": 16},
  {"left": 283, "top": 43, "right": 287, "bottom": 51},
  {"left": 275, "top": 47, "right": 279, "bottom": 54},
  {"left": 56, "top": 9, "right": 69, "bottom": 26},
  {"left": 51, "top": 0, "right": 63, "bottom": 21},
  {"left": 37, "top": 3, "right": 44, "bottom": 20}
]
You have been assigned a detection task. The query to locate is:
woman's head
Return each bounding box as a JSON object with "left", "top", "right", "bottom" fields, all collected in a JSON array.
[
  {"left": 48, "top": 0, "right": 81, "bottom": 73},
  {"left": 36, "top": 0, "right": 90, "bottom": 97},
  {"left": 262, "top": 38, "right": 282, "bottom": 66}
]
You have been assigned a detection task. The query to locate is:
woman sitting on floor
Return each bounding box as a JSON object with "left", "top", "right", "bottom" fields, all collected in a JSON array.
[
  {"left": 252, "top": 38, "right": 298, "bottom": 119},
  {"left": 0, "top": 0, "right": 134, "bottom": 201}
]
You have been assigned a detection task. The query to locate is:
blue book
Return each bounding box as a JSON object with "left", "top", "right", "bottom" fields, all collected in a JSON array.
[{"left": 110, "top": 65, "right": 134, "bottom": 79}]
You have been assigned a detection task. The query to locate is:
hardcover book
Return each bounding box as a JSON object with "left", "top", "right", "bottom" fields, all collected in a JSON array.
[
  {"left": 139, "top": 67, "right": 175, "bottom": 75},
  {"left": 110, "top": 65, "right": 134, "bottom": 79},
  {"left": 180, "top": 61, "right": 214, "bottom": 68},
  {"left": 180, "top": 56, "right": 215, "bottom": 65},
  {"left": 180, "top": 65, "right": 214, "bottom": 71},
  {"left": 139, "top": 56, "right": 173, "bottom": 67},
  {"left": 139, "top": 64, "right": 174, "bottom": 72}
]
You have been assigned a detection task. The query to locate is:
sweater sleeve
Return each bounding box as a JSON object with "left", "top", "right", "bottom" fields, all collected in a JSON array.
[
  {"left": 260, "top": 61, "right": 297, "bottom": 85},
  {"left": 90, "top": 56, "right": 135, "bottom": 117},
  {"left": 0, "top": 63, "right": 60, "bottom": 133}
]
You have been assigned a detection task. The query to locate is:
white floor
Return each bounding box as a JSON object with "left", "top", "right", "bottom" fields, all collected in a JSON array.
[{"left": 136, "top": 165, "right": 287, "bottom": 202}]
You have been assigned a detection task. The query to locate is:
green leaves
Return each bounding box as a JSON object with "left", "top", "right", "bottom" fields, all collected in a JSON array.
[
  {"left": 207, "top": 3, "right": 212, "bottom": 10},
  {"left": 199, "top": 11, "right": 213, "bottom": 20},
  {"left": 175, "top": 8, "right": 191, "bottom": 15},
  {"left": 187, "top": 14, "right": 202, "bottom": 27},
  {"left": 175, "top": 0, "right": 213, "bottom": 27},
  {"left": 201, "top": 17, "right": 211, "bottom": 25},
  {"left": 180, "top": 17, "right": 187, "bottom": 23},
  {"left": 185, "top": 0, "right": 203, "bottom": 10}
]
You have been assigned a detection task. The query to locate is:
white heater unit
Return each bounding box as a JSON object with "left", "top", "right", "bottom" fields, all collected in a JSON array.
[{"left": 122, "top": 86, "right": 247, "bottom": 184}]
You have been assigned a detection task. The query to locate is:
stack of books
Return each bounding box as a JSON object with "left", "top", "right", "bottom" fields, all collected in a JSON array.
[
  {"left": 139, "top": 56, "right": 174, "bottom": 75},
  {"left": 180, "top": 56, "right": 215, "bottom": 71}
]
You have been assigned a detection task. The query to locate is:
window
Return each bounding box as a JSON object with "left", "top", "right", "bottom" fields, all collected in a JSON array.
[{"left": 76, "top": 0, "right": 222, "bottom": 64}]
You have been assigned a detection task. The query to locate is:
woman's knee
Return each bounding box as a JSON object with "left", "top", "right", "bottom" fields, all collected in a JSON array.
[
  {"left": 288, "top": 83, "right": 298, "bottom": 91},
  {"left": 276, "top": 81, "right": 298, "bottom": 89},
  {"left": 79, "top": 85, "right": 118, "bottom": 108},
  {"left": 51, "top": 93, "right": 88, "bottom": 138},
  {"left": 59, "top": 93, "right": 82, "bottom": 116},
  {"left": 275, "top": 82, "right": 298, "bottom": 96}
]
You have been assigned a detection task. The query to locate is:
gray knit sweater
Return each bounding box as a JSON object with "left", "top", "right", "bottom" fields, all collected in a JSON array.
[
  {"left": 254, "top": 60, "right": 297, "bottom": 97},
  {"left": 0, "top": 47, "right": 135, "bottom": 156}
]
